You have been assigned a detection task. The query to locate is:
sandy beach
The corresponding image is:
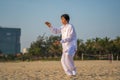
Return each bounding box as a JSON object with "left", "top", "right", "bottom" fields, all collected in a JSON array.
[{"left": 0, "top": 60, "right": 120, "bottom": 80}]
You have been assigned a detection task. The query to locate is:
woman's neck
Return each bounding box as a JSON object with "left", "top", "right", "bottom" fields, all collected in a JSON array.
[{"left": 63, "top": 23, "right": 69, "bottom": 26}]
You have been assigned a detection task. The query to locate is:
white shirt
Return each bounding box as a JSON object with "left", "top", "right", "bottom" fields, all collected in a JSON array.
[{"left": 50, "top": 23, "right": 77, "bottom": 55}]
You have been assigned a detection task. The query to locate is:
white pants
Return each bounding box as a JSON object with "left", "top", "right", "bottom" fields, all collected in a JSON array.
[{"left": 61, "top": 51, "right": 76, "bottom": 75}]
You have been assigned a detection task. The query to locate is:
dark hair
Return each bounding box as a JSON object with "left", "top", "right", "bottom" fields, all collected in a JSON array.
[{"left": 61, "top": 14, "right": 70, "bottom": 23}]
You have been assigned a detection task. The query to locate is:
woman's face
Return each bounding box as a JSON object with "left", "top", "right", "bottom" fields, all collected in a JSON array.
[{"left": 61, "top": 17, "right": 68, "bottom": 25}]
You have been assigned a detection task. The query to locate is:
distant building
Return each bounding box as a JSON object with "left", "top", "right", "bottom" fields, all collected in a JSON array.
[
  {"left": 22, "top": 48, "right": 28, "bottom": 54},
  {"left": 0, "top": 27, "right": 21, "bottom": 54}
]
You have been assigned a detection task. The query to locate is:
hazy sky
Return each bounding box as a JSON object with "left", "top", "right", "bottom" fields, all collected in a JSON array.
[{"left": 0, "top": 0, "right": 120, "bottom": 51}]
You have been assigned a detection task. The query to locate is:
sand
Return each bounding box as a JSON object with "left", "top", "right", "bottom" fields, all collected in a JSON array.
[{"left": 0, "top": 60, "right": 120, "bottom": 80}]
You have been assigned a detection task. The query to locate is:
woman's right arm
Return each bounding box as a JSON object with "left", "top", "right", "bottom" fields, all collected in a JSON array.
[
  {"left": 45, "top": 21, "right": 61, "bottom": 34},
  {"left": 49, "top": 27, "right": 61, "bottom": 34}
]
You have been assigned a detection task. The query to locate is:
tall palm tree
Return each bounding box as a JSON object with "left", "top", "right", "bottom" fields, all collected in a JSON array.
[{"left": 113, "top": 36, "right": 120, "bottom": 57}]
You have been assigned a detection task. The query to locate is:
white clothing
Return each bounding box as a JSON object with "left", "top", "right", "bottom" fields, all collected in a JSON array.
[{"left": 49, "top": 23, "right": 77, "bottom": 75}]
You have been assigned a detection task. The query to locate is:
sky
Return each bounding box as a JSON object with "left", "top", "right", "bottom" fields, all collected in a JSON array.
[{"left": 0, "top": 0, "right": 120, "bottom": 51}]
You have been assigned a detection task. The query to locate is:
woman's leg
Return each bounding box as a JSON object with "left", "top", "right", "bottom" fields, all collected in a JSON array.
[
  {"left": 61, "top": 52, "right": 67, "bottom": 72},
  {"left": 61, "top": 52, "right": 73, "bottom": 75},
  {"left": 65, "top": 53, "right": 76, "bottom": 75}
]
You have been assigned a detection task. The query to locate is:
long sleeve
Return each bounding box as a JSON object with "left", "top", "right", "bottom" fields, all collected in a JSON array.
[{"left": 49, "top": 26, "right": 61, "bottom": 34}]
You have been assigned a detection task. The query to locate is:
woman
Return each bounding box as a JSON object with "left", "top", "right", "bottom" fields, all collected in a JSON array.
[{"left": 45, "top": 14, "right": 77, "bottom": 76}]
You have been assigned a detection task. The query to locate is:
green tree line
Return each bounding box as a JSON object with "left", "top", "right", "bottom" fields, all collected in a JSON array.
[
  {"left": 0, "top": 35, "right": 120, "bottom": 61},
  {"left": 27, "top": 35, "right": 120, "bottom": 60}
]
